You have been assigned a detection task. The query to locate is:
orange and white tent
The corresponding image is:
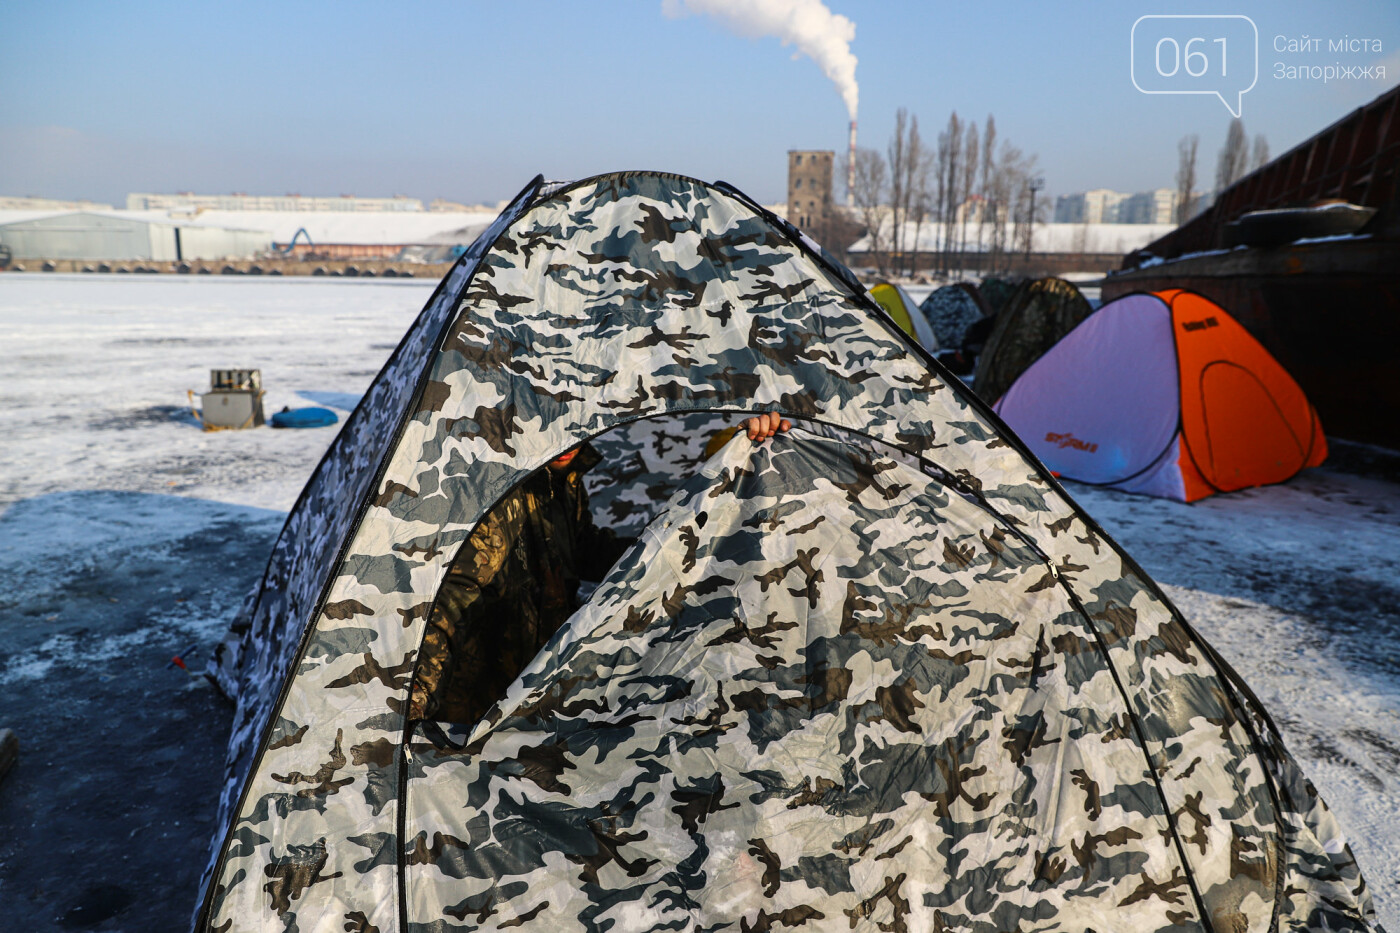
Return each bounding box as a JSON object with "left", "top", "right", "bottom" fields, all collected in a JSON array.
[{"left": 994, "top": 289, "right": 1326, "bottom": 501}]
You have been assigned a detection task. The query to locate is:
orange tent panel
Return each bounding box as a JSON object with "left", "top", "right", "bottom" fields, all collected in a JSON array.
[
  {"left": 1173, "top": 436, "right": 1216, "bottom": 503},
  {"left": 1163, "top": 290, "right": 1326, "bottom": 495}
]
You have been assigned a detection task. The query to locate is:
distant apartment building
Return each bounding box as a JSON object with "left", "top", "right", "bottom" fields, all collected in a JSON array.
[
  {"left": 1054, "top": 189, "right": 1127, "bottom": 224},
  {"left": 1118, "top": 188, "right": 1176, "bottom": 225},
  {"left": 787, "top": 150, "right": 834, "bottom": 230},
  {"left": 1055, "top": 187, "right": 1179, "bottom": 225},
  {"left": 125, "top": 192, "right": 424, "bottom": 212}
]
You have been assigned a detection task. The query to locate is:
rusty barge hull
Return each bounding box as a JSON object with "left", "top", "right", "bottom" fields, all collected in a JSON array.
[{"left": 1103, "top": 239, "right": 1400, "bottom": 450}]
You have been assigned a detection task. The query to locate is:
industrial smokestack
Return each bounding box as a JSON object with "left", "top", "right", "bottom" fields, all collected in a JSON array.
[{"left": 847, "top": 120, "right": 857, "bottom": 207}]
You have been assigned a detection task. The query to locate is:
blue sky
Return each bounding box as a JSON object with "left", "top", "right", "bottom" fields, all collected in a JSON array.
[{"left": 1, "top": 0, "right": 1395, "bottom": 207}]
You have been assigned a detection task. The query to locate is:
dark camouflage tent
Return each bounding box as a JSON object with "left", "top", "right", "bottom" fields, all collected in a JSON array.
[
  {"left": 976, "top": 277, "right": 1024, "bottom": 318},
  {"left": 919, "top": 283, "right": 990, "bottom": 351},
  {"left": 972, "top": 277, "right": 1094, "bottom": 404},
  {"left": 197, "top": 172, "right": 1379, "bottom": 933}
]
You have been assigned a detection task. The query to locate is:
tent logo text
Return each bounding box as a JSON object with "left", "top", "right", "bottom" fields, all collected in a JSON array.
[
  {"left": 1181, "top": 316, "right": 1220, "bottom": 332},
  {"left": 1045, "top": 431, "right": 1099, "bottom": 453}
]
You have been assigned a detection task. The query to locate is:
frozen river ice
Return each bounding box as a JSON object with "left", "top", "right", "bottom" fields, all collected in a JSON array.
[{"left": 0, "top": 274, "right": 1395, "bottom": 929}]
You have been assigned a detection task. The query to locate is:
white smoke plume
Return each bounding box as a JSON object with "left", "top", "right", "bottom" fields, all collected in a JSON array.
[{"left": 662, "top": 0, "right": 859, "bottom": 118}]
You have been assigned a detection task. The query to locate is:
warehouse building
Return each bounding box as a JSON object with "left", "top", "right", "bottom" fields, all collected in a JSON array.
[
  {"left": 0, "top": 212, "right": 267, "bottom": 261},
  {"left": 0, "top": 196, "right": 113, "bottom": 210},
  {"left": 125, "top": 192, "right": 424, "bottom": 212},
  {"left": 0, "top": 205, "right": 501, "bottom": 264}
]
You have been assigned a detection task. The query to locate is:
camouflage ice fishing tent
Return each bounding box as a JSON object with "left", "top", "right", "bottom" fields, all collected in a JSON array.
[
  {"left": 920, "top": 283, "right": 990, "bottom": 352},
  {"left": 972, "top": 277, "right": 1094, "bottom": 404},
  {"left": 198, "top": 172, "right": 1379, "bottom": 933}
]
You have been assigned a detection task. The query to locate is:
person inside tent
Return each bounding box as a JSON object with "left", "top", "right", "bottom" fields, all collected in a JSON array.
[{"left": 408, "top": 410, "right": 792, "bottom": 723}]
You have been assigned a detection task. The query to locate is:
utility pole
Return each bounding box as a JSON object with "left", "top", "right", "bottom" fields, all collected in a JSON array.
[{"left": 1025, "top": 176, "right": 1044, "bottom": 260}]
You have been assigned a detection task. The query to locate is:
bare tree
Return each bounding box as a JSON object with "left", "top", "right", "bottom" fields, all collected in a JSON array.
[
  {"left": 886, "top": 108, "right": 909, "bottom": 268},
  {"left": 985, "top": 142, "right": 1019, "bottom": 272},
  {"left": 1251, "top": 133, "right": 1270, "bottom": 171},
  {"left": 879, "top": 108, "right": 934, "bottom": 276},
  {"left": 979, "top": 140, "right": 1038, "bottom": 273},
  {"left": 1010, "top": 153, "right": 1043, "bottom": 261},
  {"left": 1176, "top": 133, "right": 1199, "bottom": 224},
  {"left": 850, "top": 147, "right": 888, "bottom": 274},
  {"left": 901, "top": 116, "right": 929, "bottom": 275},
  {"left": 978, "top": 115, "right": 996, "bottom": 263},
  {"left": 938, "top": 111, "right": 962, "bottom": 273},
  {"left": 958, "top": 124, "right": 979, "bottom": 259},
  {"left": 1216, "top": 117, "right": 1249, "bottom": 192},
  {"left": 931, "top": 124, "right": 949, "bottom": 270},
  {"left": 858, "top": 108, "right": 1033, "bottom": 277},
  {"left": 909, "top": 153, "right": 933, "bottom": 276}
]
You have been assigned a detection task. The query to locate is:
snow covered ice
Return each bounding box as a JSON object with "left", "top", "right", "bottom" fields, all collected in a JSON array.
[
  {"left": 0, "top": 274, "right": 436, "bottom": 928},
  {"left": 0, "top": 274, "right": 1396, "bottom": 928}
]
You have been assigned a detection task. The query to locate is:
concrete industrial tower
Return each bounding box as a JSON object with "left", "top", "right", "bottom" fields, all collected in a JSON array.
[{"left": 787, "top": 150, "right": 835, "bottom": 231}]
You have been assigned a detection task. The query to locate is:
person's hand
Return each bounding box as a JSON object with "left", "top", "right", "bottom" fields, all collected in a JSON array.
[{"left": 743, "top": 410, "right": 791, "bottom": 442}]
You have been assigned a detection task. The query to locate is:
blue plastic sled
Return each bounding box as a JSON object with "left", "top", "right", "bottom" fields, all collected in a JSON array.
[{"left": 270, "top": 407, "right": 339, "bottom": 429}]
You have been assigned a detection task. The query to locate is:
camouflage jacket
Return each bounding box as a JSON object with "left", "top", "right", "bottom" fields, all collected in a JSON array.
[{"left": 412, "top": 444, "right": 631, "bottom": 723}]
